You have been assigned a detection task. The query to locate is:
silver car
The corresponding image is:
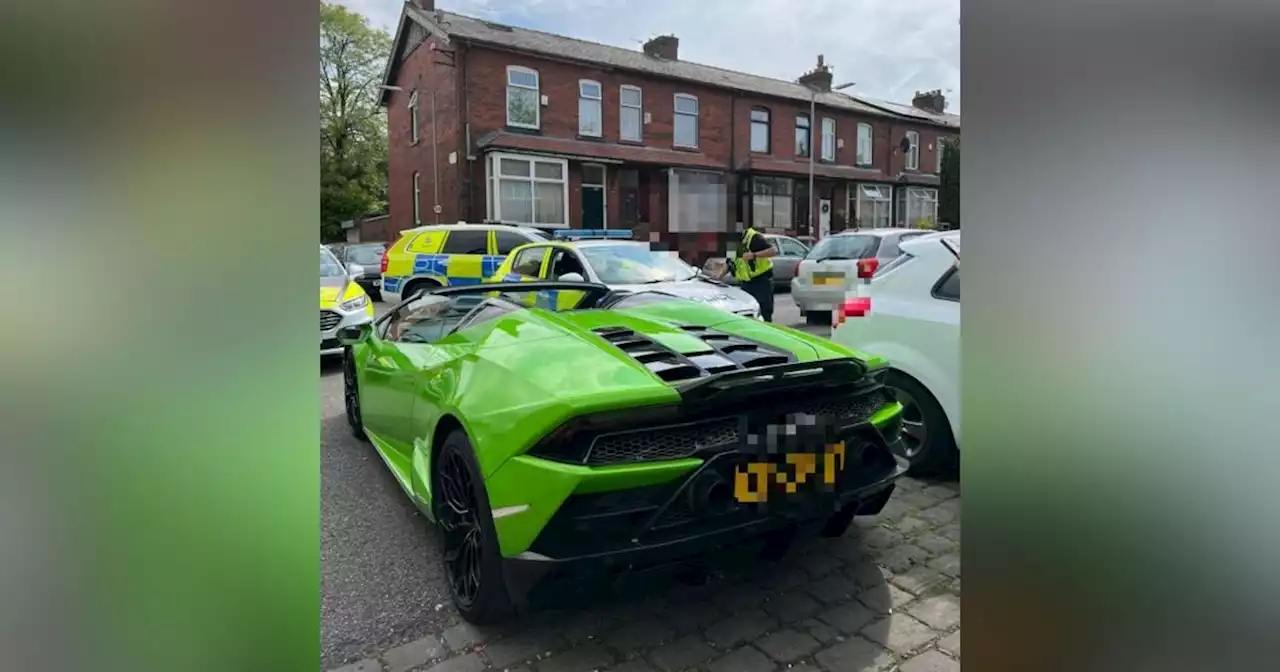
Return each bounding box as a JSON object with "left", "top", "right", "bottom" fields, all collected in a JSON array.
[
  {"left": 708, "top": 233, "right": 810, "bottom": 290},
  {"left": 506, "top": 239, "right": 762, "bottom": 318},
  {"left": 791, "top": 228, "right": 933, "bottom": 324}
]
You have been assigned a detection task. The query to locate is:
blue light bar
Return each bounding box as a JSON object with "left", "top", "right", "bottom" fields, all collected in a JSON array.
[{"left": 552, "top": 229, "right": 634, "bottom": 240}]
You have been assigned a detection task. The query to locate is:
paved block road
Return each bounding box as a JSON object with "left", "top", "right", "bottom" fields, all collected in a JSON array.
[{"left": 321, "top": 294, "right": 960, "bottom": 672}]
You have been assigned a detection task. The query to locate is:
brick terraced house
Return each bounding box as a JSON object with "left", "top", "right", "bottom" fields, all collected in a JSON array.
[{"left": 379, "top": 0, "right": 960, "bottom": 242}]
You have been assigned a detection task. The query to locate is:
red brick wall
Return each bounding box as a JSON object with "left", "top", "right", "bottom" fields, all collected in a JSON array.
[
  {"left": 730, "top": 95, "right": 908, "bottom": 173},
  {"left": 386, "top": 35, "right": 464, "bottom": 233}
]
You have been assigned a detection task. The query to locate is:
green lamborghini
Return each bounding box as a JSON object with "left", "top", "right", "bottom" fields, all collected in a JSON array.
[{"left": 339, "top": 281, "right": 910, "bottom": 624}]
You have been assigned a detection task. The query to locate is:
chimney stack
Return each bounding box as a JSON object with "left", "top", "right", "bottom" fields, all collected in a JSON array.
[
  {"left": 798, "top": 54, "right": 834, "bottom": 93},
  {"left": 642, "top": 35, "right": 679, "bottom": 60},
  {"left": 411, "top": 0, "right": 435, "bottom": 11},
  {"left": 911, "top": 90, "right": 947, "bottom": 114}
]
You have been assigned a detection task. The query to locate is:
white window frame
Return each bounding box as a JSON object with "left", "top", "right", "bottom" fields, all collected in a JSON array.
[
  {"left": 749, "top": 107, "right": 770, "bottom": 153},
  {"left": 856, "top": 122, "right": 873, "bottom": 167},
  {"left": 821, "top": 117, "right": 836, "bottom": 162},
  {"left": 412, "top": 171, "right": 421, "bottom": 224},
  {"left": 904, "top": 131, "right": 920, "bottom": 170},
  {"left": 936, "top": 137, "right": 946, "bottom": 173},
  {"left": 408, "top": 90, "right": 419, "bottom": 144},
  {"left": 673, "top": 93, "right": 699, "bottom": 149},
  {"left": 578, "top": 79, "right": 603, "bottom": 137},
  {"left": 620, "top": 85, "right": 642, "bottom": 142},
  {"left": 505, "top": 66, "right": 541, "bottom": 130},
  {"left": 897, "top": 186, "right": 938, "bottom": 228},
  {"left": 487, "top": 152, "right": 569, "bottom": 228},
  {"left": 850, "top": 183, "right": 891, "bottom": 229}
]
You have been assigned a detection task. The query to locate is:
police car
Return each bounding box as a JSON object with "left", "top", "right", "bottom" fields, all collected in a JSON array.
[
  {"left": 320, "top": 245, "right": 375, "bottom": 356},
  {"left": 489, "top": 230, "right": 761, "bottom": 317},
  {"left": 378, "top": 222, "right": 551, "bottom": 304}
]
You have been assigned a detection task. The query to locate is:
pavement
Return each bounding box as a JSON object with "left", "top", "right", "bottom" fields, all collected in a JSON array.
[{"left": 321, "top": 293, "right": 961, "bottom": 672}]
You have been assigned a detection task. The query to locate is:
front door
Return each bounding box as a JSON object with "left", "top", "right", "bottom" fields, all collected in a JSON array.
[{"left": 581, "top": 164, "right": 606, "bottom": 228}]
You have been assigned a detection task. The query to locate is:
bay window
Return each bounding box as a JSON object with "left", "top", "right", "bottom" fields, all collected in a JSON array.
[
  {"left": 896, "top": 186, "right": 938, "bottom": 228},
  {"left": 488, "top": 153, "right": 568, "bottom": 227},
  {"left": 751, "top": 176, "right": 793, "bottom": 231},
  {"left": 850, "top": 184, "right": 891, "bottom": 229}
]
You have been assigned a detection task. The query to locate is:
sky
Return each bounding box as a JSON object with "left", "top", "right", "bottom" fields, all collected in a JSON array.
[{"left": 335, "top": 0, "right": 961, "bottom": 113}]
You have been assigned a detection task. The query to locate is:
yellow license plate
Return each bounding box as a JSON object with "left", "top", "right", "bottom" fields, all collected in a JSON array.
[
  {"left": 813, "top": 273, "right": 844, "bottom": 286},
  {"left": 733, "top": 442, "right": 848, "bottom": 503}
]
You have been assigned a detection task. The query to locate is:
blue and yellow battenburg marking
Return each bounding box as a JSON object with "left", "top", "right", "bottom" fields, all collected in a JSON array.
[{"left": 385, "top": 254, "right": 507, "bottom": 293}]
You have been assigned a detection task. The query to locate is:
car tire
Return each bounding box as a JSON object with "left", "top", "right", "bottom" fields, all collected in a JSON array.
[
  {"left": 343, "top": 348, "right": 369, "bottom": 443},
  {"left": 884, "top": 371, "right": 958, "bottom": 477},
  {"left": 401, "top": 278, "right": 440, "bottom": 301},
  {"left": 805, "top": 311, "right": 830, "bottom": 325},
  {"left": 434, "top": 430, "right": 515, "bottom": 625}
]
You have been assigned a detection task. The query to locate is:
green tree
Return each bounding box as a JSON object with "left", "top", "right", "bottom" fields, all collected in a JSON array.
[
  {"left": 938, "top": 136, "right": 960, "bottom": 228},
  {"left": 320, "top": 1, "right": 391, "bottom": 242}
]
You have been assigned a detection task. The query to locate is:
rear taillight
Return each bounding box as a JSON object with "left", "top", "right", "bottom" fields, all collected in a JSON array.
[
  {"left": 833, "top": 296, "right": 872, "bottom": 327},
  {"left": 856, "top": 258, "right": 879, "bottom": 278},
  {"left": 380, "top": 250, "right": 389, "bottom": 273}
]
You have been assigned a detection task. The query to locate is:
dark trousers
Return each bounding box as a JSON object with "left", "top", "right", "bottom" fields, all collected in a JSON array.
[{"left": 741, "top": 274, "right": 775, "bottom": 322}]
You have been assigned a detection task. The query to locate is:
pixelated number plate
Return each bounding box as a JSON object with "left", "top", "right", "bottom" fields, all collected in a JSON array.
[
  {"left": 813, "top": 272, "right": 844, "bottom": 286},
  {"left": 733, "top": 442, "right": 847, "bottom": 503}
]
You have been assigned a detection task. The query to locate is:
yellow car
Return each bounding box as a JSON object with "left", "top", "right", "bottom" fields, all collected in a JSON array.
[
  {"left": 379, "top": 223, "right": 550, "bottom": 303},
  {"left": 321, "top": 245, "right": 375, "bottom": 356}
]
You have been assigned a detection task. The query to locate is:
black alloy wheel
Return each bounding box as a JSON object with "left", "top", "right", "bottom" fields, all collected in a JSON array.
[
  {"left": 437, "top": 447, "right": 483, "bottom": 609},
  {"left": 884, "top": 371, "right": 958, "bottom": 477},
  {"left": 343, "top": 349, "right": 368, "bottom": 442}
]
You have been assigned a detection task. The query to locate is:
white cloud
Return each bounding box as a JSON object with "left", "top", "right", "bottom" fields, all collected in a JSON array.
[{"left": 336, "top": 0, "right": 960, "bottom": 112}]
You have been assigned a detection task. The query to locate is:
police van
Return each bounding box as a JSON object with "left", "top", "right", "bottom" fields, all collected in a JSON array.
[{"left": 378, "top": 222, "right": 551, "bottom": 304}]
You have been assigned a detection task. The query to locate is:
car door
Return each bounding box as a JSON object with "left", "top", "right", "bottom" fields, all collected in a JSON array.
[
  {"left": 541, "top": 246, "right": 590, "bottom": 310},
  {"left": 490, "top": 229, "right": 535, "bottom": 280},
  {"left": 359, "top": 308, "right": 422, "bottom": 457},
  {"left": 921, "top": 257, "right": 961, "bottom": 441}
]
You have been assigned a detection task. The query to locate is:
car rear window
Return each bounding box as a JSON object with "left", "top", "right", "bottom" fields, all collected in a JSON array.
[
  {"left": 805, "top": 235, "right": 880, "bottom": 261},
  {"left": 345, "top": 244, "right": 385, "bottom": 265}
]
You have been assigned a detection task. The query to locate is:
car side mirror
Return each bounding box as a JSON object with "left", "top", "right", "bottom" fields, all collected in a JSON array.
[
  {"left": 557, "top": 272, "right": 585, "bottom": 282},
  {"left": 347, "top": 264, "right": 366, "bottom": 279},
  {"left": 338, "top": 323, "right": 372, "bottom": 345}
]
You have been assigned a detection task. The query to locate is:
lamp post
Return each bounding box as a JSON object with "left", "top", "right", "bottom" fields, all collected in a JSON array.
[{"left": 807, "top": 81, "right": 856, "bottom": 239}]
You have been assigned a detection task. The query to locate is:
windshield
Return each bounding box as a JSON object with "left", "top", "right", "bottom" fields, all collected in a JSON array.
[
  {"left": 320, "top": 248, "right": 346, "bottom": 278},
  {"left": 806, "top": 235, "right": 881, "bottom": 261},
  {"left": 580, "top": 244, "right": 698, "bottom": 284},
  {"left": 344, "top": 244, "right": 385, "bottom": 266}
]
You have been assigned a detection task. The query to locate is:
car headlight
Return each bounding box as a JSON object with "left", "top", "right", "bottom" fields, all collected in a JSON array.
[{"left": 340, "top": 295, "right": 369, "bottom": 311}]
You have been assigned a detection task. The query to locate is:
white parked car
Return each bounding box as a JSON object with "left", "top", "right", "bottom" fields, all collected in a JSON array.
[
  {"left": 791, "top": 229, "right": 934, "bottom": 324},
  {"left": 503, "top": 239, "right": 762, "bottom": 318},
  {"left": 830, "top": 231, "right": 960, "bottom": 475}
]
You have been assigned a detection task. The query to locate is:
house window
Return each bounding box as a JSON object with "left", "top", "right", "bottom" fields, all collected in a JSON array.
[
  {"left": 506, "top": 66, "right": 540, "bottom": 129},
  {"left": 850, "top": 184, "right": 891, "bottom": 229},
  {"left": 856, "top": 123, "right": 873, "bottom": 167},
  {"left": 795, "top": 114, "right": 811, "bottom": 158},
  {"left": 904, "top": 131, "right": 920, "bottom": 170},
  {"left": 751, "top": 176, "right": 794, "bottom": 231},
  {"left": 750, "top": 107, "right": 770, "bottom": 153},
  {"left": 620, "top": 85, "right": 642, "bottom": 141},
  {"left": 673, "top": 94, "right": 699, "bottom": 148},
  {"left": 821, "top": 118, "right": 835, "bottom": 161},
  {"left": 936, "top": 138, "right": 946, "bottom": 173},
  {"left": 578, "top": 79, "right": 602, "bottom": 137},
  {"left": 896, "top": 186, "right": 938, "bottom": 228},
  {"left": 412, "top": 172, "right": 421, "bottom": 224},
  {"left": 408, "top": 90, "right": 419, "bottom": 144},
  {"left": 489, "top": 153, "right": 568, "bottom": 227}
]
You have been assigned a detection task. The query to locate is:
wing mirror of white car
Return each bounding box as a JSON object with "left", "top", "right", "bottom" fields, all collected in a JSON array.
[
  {"left": 557, "top": 272, "right": 585, "bottom": 282},
  {"left": 347, "top": 264, "right": 366, "bottom": 279}
]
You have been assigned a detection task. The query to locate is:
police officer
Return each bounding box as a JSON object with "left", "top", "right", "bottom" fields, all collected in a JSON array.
[{"left": 731, "top": 225, "right": 779, "bottom": 322}]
